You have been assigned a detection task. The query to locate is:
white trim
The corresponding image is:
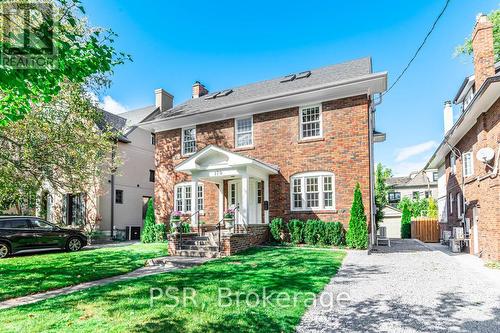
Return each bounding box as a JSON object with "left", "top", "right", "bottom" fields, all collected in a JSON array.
[
  {"left": 449, "top": 193, "right": 453, "bottom": 214},
  {"left": 290, "top": 171, "right": 335, "bottom": 212},
  {"left": 450, "top": 154, "right": 456, "bottom": 174},
  {"left": 234, "top": 115, "right": 254, "bottom": 148},
  {"left": 462, "top": 152, "right": 474, "bottom": 177},
  {"left": 181, "top": 126, "right": 196, "bottom": 157},
  {"left": 299, "top": 104, "right": 323, "bottom": 140},
  {"left": 174, "top": 181, "right": 204, "bottom": 213}
]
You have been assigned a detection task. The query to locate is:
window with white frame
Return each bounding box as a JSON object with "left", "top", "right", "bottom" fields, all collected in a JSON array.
[
  {"left": 290, "top": 172, "right": 334, "bottom": 211},
  {"left": 450, "top": 154, "right": 456, "bottom": 174},
  {"left": 463, "top": 152, "right": 474, "bottom": 177},
  {"left": 235, "top": 116, "right": 253, "bottom": 147},
  {"left": 174, "top": 182, "right": 204, "bottom": 213},
  {"left": 300, "top": 105, "right": 322, "bottom": 139},
  {"left": 457, "top": 193, "right": 462, "bottom": 218},
  {"left": 182, "top": 127, "right": 196, "bottom": 156}
]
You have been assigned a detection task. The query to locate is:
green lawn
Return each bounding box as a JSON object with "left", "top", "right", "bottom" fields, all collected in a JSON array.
[
  {"left": 0, "top": 243, "right": 168, "bottom": 301},
  {"left": 0, "top": 247, "right": 345, "bottom": 333}
]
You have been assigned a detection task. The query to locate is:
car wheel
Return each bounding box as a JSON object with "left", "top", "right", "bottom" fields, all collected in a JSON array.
[
  {"left": 66, "top": 237, "right": 83, "bottom": 252},
  {"left": 0, "top": 242, "right": 10, "bottom": 259}
]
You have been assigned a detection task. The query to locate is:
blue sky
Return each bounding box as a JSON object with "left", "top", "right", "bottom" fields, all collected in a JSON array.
[{"left": 83, "top": 0, "right": 498, "bottom": 176}]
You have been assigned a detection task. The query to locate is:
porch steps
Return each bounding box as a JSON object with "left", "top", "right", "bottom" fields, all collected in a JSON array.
[{"left": 174, "top": 236, "right": 220, "bottom": 258}]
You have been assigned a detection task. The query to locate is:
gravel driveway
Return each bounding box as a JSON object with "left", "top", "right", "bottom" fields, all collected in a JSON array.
[{"left": 297, "top": 239, "right": 500, "bottom": 333}]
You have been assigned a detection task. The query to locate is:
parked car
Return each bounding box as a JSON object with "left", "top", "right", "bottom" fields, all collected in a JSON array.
[{"left": 0, "top": 216, "right": 87, "bottom": 258}]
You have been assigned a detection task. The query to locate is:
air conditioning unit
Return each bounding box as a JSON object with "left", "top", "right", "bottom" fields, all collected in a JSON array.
[{"left": 453, "top": 227, "right": 464, "bottom": 240}]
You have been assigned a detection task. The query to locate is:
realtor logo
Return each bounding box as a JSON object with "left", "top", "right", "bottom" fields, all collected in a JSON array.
[{"left": 1, "top": 0, "right": 56, "bottom": 69}]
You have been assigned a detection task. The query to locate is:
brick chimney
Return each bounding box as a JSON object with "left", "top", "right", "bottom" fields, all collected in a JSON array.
[
  {"left": 472, "top": 14, "right": 495, "bottom": 89},
  {"left": 192, "top": 81, "right": 208, "bottom": 98},
  {"left": 155, "top": 88, "right": 173, "bottom": 111}
]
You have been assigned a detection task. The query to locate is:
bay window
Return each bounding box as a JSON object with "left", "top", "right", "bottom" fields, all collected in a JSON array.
[{"left": 290, "top": 172, "right": 335, "bottom": 211}]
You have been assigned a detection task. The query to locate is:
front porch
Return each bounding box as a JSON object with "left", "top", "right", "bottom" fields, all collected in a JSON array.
[{"left": 168, "top": 145, "right": 279, "bottom": 257}]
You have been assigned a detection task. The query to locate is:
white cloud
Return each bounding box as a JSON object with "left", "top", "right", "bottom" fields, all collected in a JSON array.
[
  {"left": 395, "top": 140, "right": 438, "bottom": 162},
  {"left": 101, "top": 95, "right": 128, "bottom": 114}
]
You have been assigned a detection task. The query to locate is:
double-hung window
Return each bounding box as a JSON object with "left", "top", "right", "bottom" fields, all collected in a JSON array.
[
  {"left": 300, "top": 105, "right": 322, "bottom": 139},
  {"left": 457, "top": 193, "right": 462, "bottom": 218},
  {"left": 235, "top": 116, "right": 253, "bottom": 148},
  {"left": 182, "top": 127, "right": 196, "bottom": 156},
  {"left": 463, "top": 152, "right": 473, "bottom": 177},
  {"left": 290, "top": 172, "right": 334, "bottom": 211},
  {"left": 174, "top": 182, "right": 204, "bottom": 213},
  {"left": 449, "top": 193, "right": 453, "bottom": 214}
]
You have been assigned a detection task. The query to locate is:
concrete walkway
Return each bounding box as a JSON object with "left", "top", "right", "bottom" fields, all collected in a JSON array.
[
  {"left": 297, "top": 239, "right": 500, "bottom": 333},
  {"left": 0, "top": 256, "right": 211, "bottom": 310}
]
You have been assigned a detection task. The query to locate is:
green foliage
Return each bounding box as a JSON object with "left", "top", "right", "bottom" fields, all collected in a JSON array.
[
  {"left": 181, "top": 223, "right": 191, "bottom": 234},
  {"left": 154, "top": 224, "right": 167, "bottom": 242},
  {"left": 287, "top": 219, "right": 305, "bottom": 244},
  {"left": 270, "top": 218, "right": 285, "bottom": 242},
  {"left": 428, "top": 197, "right": 438, "bottom": 219},
  {"left": 346, "top": 183, "right": 368, "bottom": 249},
  {"left": 141, "top": 198, "right": 156, "bottom": 243},
  {"left": 398, "top": 197, "right": 430, "bottom": 218},
  {"left": 0, "top": 0, "right": 131, "bottom": 126},
  {"left": 455, "top": 10, "right": 500, "bottom": 63},
  {"left": 401, "top": 204, "right": 412, "bottom": 239},
  {"left": 323, "top": 222, "right": 345, "bottom": 246},
  {"left": 375, "top": 163, "right": 392, "bottom": 230},
  {"left": 304, "top": 220, "right": 325, "bottom": 245}
]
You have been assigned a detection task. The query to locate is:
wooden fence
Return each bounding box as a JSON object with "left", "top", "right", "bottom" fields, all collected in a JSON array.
[{"left": 411, "top": 217, "right": 439, "bottom": 243}]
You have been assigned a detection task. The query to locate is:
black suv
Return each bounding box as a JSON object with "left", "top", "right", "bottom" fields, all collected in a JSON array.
[{"left": 0, "top": 216, "right": 87, "bottom": 258}]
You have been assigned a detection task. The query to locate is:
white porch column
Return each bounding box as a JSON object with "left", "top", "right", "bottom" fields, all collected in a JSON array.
[
  {"left": 191, "top": 177, "right": 198, "bottom": 226},
  {"left": 241, "top": 175, "right": 249, "bottom": 225},
  {"left": 218, "top": 181, "right": 224, "bottom": 222},
  {"left": 264, "top": 175, "right": 270, "bottom": 224}
]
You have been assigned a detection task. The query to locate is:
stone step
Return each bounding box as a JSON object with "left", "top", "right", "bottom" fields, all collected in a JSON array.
[
  {"left": 181, "top": 245, "right": 219, "bottom": 251},
  {"left": 175, "top": 250, "right": 220, "bottom": 258}
]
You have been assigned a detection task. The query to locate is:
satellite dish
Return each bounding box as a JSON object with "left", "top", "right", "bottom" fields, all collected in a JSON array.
[{"left": 476, "top": 147, "right": 495, "bottom": 163}]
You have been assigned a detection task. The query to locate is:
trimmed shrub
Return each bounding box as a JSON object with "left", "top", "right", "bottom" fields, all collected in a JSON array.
[
  {"left": 270, "top": 217, "right": 285, "bottom": 242},
  {"left": 346, "top": 183, "right": 368, "bottom": 249},
  {"left": 287, "top": 219, "right": 305, "bottom": 244},
  {"left": 181, "top": 222, "right": 191, "bottom": 234},
  {"left": 323, "top": 222, "right": 345, "bottom": 246},
  {"left": 141, "top": 198, "right": 156, "bottom": 243},
  {"left": 401, "top": 204, "right": 412, "bottom": 238},
  {"left": 154, "top": 224, "right": 167, "bottom": 242},
  {"left": 304, "top": 219, "right": 326, "bottom": 245}
]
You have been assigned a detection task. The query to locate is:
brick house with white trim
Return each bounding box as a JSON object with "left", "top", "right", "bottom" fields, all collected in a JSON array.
[
  {"left": 140, "top": 57, "right": 387, "bottom": 255},
  {"left": 426, "top": 15, "right": 500, "bottom": 261}
]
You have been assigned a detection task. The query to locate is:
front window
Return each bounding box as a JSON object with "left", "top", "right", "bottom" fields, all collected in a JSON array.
[
  {"left": 413, "top": 191, "right": 420, "bottom": 200},
  {"left": 235, "top": 117, "right": 253, "bottom": 147},
  {"left": 174, "top": 182, "right": 204, "bottom": 213},
  {"left": 290, "top": 172, "right": 335, "bottom": 211},
  {"left": 433, "top": 172, "right": 438, "bottom": 182},
  {"left": 388, "top": 192, "right": 401, "bottom": 203},
  {"left": 463, "top": 152, "right": 473, "bottom": 177},
  {"left": 300, "top": 105, "right": 322, "bottom": 139},
  {"left": 182, "top": 127, "right": 196, "bottom": 156}
]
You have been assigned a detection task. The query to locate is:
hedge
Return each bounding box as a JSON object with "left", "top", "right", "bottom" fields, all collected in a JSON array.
[
  {"left": 288, "top": 219, "right": 305, "bottom": 244},
  {"left": 270, "top": 217, "right": 285, "bottom": 242}
]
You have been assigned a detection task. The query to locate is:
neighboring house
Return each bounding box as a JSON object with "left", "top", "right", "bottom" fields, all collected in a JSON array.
[
  {"left": 139, "top": 57, "right": 388, "bottom": 253},
  {"left": 425, "top": 15, "right": 500, "bottom": 260},
  {"left": 42, "top": 108, "right": 158, "bottom": 240},
  {"left": 380, "top": 169, "right": 438, "bottom": 238}
]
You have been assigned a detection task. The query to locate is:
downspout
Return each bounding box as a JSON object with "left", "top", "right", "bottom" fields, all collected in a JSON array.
[
  {"left": 110, "top": 143, "right": 116, "bottom": 239},
  {"left": 368, "top": 93, "right": 382, "bottom": 250}
]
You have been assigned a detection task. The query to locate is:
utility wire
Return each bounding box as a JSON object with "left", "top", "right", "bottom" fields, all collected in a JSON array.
[{"left": 383, "top": 0, "right": 452, "bottom": 96}]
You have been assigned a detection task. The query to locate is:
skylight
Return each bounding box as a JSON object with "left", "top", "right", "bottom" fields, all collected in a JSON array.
[
  {"left": 280, "top": 71, "right": 311, "bottom": 83},
  {"left": 204, "top": 89, "right": 233, "bottom": 100},
  {"left": 296, "top": 71, "right": 311, "bottom": 79},
  {"left": 280, "top": 74, "right": 296, "bottom": 83}
]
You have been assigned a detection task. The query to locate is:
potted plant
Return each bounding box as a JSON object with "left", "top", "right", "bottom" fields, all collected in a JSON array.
[
  {"left": 170, "top": 211, "right": 182, "bottom": 228},
  {"left": 224, "top": 209, "right": 235, "bottom": 228}
]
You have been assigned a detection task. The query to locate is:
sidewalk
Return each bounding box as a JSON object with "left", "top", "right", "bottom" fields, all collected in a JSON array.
[{"left": 0, "top": 256, "right": 211, "bottom": 310}]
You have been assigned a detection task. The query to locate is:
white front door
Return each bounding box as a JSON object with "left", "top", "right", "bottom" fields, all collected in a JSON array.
[{"left": 228, "top": 180, "right": 242, "bottom": 224}]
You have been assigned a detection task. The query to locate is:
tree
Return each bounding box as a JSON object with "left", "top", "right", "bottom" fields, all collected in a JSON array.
[
  {"left": 0, "top": 0, "right": 130, "bottom": 126},
  {"left": 401, "top": 204, "right": 412, "bottom": 239},
  {"left": 428, "top": 197, "right": 438, "bottom": 219},
  {"left": 141, "top": 198, "right": 156, "bottom": 243},
  {"left": 397, "top": 197, "right": 430, "bottom": 218},
  {"left": 374, "top": 163, "right": 392, "bottom": 230},
  {"left": 455, "top": 10, "right": 500, "bottom": 62},
  {"left": 346, "top": 183, "right": 368, "bottom": 249}
]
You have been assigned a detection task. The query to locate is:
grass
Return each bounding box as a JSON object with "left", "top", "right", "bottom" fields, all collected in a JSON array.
[
  {"left": 0, "top": 243, "right": 168, "bottom": 301},
  {"left": 485, "top": 261, "right": 500, "bottom": 269},
  {"left": 0, "top": 247, "right": 345, "bottom": 333}
]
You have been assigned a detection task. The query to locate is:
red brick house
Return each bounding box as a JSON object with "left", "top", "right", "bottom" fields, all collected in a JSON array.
[
  {"left": 426, "top": 15, "right": 500, "bottom": 261},
  {"left": 141, "top": 57, "right": 387, "bottom": 255}
]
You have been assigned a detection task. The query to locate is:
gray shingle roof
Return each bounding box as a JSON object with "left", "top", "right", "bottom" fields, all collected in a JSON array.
[
  {"left": 119, "top": 105, "right": 158, "bottom": 127},
  {"left": 150, "top": 57, "right": 372, "bottom": 121}
]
